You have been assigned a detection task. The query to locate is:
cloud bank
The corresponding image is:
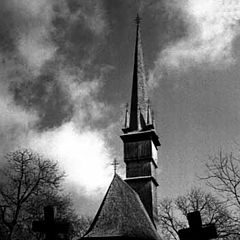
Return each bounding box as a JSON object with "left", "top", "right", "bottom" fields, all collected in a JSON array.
[
  {"left": 29, "top": 122, "right": 112, "bottom": 194},
  {"left": 155, "top": 0, "right": 240, "bottom": 72},
  {"left": 0, "top": 0, "right": 113, "bottom": 201}
]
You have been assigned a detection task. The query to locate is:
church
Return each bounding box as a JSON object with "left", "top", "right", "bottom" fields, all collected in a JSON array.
[{"left": 82, "top": 15, "right": 162, "bottom": 240}]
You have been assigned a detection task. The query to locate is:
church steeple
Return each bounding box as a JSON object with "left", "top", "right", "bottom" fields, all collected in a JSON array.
[
  {"left": 121, "top": 14, "right": 161, "bottom": 227},
  {"left": 82, "top": 14, "right": 163, "bottom": 240},
  {"left": 123, "top": 14, "right": 154, "bottom": 133}
]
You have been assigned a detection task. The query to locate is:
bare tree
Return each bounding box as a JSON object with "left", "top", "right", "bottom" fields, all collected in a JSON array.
[
  {"left": 158, "top": 188, "right": 237, "bottom": 240},
  {"left": 204, "top": 151, "right": 240, "bottom": 211},
  {"left": 26, "top": 191, "right": 92, "bottom": 240},
  {"left": 158, "top": 198, "right": 185, "bottom": 240},
  {"left": 0, "top": 149, "right": 65, "bottom": 240},
  {"left": 201, "top": 150, "right": 240, "bottom": 239}
]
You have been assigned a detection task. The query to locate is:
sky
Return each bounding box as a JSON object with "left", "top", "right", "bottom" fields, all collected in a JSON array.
[{"left": 1, "top": 0, "right": 240, "bottom": 216}]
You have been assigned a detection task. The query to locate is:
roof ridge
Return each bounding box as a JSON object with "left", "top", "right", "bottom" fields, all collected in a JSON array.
[
  {"left": 83, "top": 175, "right": 116, "bottom": 237},
  {"left": 83, "top": 174, "right": 161, "bottom": 239}
]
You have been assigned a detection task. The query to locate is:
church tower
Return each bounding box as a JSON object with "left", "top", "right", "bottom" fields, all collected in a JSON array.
[
  {"left": 121, "top": 15, "right": 160, "bottom": 226},
  {"left": 83, "top": 15, "right": 162, "bottom": 240}
]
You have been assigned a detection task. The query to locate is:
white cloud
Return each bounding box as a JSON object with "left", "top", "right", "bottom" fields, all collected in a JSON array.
[
  {"left": 18, "top": 28, "right": 56, "bottom": 71},
  {"left": 12, "top": 0, "right": 50, "bottom": 16},
  {"left": 24, "top": 72, "right": 113, "bottom": 194},
  {"left": 0, "top": 94, "right": 38, "bottom": 156},
  {"left": 29, "top": 122, "right": 113, "bottom": 194},
  {"left": 67, "top": 0, "right": 108, "bottom": 36},
  {"left": 82, "top": 2, "right": 107, "bottom": 36},
  {"left": 0, "top": 0, "right": 112, "bottom": 198},
  {"left": 0, "top": 54, "right": 38, "bottom": 155},
  {"left": 0, "top": 63, "right": 113, "bottom": 195},
  {"left": 160, "top": 0, "right": 240, "bottom": 69},
  {"left": 58, "top": 67, "right": 110, "bottom": 127},
  {"left": 3, "top": 0, "right": 56, "bottom": 73},
  {"left": 0, "top": 97, "right": 37, "bottom": 129},
  {"left": 4, "top": 0, "right": 108, "bottom": 73}
]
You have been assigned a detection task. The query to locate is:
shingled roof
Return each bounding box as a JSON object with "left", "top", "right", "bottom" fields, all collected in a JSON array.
[{"left": 83, "top": 174, "right": 161, "bottom": 240}]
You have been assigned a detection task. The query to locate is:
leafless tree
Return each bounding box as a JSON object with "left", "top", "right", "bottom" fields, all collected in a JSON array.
[
  {"left": 158, "top": 188, "right": 237, "bottom": 240},
  {"left": 25, "top": 191, "right": 92, "bottom": 240},
  {"left": 158, "top": 198, "right": 185, "bottom": 240},
  {"left": 204, "top": 151, "right": 240, "bottom": 211},
  {"left": 200, "top": 150, "right": 240, "bottom": 239},
  {"left": 0, "top": 149, "right": 65, "bottom": 240}
]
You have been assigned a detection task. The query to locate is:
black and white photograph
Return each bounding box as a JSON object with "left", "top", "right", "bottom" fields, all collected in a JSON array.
[{"left": 0, "top": 0, "right": 240, "bottom": 239}]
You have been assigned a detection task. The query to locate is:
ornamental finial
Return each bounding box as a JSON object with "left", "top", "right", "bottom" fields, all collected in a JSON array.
[{"left": 135, "top": 13, "right": 142, "bottom": 25}]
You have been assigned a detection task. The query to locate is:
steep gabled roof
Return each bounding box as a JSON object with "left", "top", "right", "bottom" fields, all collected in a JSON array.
[{"left": 83, "top": 174, "right": 161, "bottom": 240}]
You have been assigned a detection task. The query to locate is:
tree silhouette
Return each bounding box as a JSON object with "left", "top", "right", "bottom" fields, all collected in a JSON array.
[
  {"left": 0, "top": 149, "right": 65, "bottom": 240},
  {"left": 158, "top": 188, "right": 237, "bottom": 240}
]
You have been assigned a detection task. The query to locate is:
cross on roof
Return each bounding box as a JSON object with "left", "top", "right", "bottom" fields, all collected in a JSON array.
[
  {"left": 178, "top": 211, "right": 217, "bottom": 240},
  {"left": 135, "top": 13, "right": 142, "bottom": 25},
  {"left": 32, "top": 205, "right": 70, "bottom": 240},
  {"left": 111, "top": 158, "right": 119, "bottom": 174}
]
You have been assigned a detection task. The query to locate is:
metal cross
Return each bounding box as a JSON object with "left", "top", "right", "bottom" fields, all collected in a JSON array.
[
  {"left": 111, "top": 158, "right": 119, "bottom": 174},
  {"left": 135, "top": 13, "right": 142, "bottom": 25}
]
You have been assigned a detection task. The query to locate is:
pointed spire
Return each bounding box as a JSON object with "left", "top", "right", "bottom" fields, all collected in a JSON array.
[{"left": 127, "top": 14, "right": 153, "bottom": 132}]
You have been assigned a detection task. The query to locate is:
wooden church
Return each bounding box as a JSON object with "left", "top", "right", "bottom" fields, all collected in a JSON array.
[{"left": 82, "top": 15, "right": 162, "bottom": 240}]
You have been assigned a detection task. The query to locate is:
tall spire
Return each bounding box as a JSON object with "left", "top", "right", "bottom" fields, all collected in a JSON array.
[
  {"left": 124, "top": 14, "right": 153, "bottom": 133},
  {"left": 121, "top": 14, "right": 160, "bottom": 226}
]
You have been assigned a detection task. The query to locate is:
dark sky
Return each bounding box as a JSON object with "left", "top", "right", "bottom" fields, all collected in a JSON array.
[{"left": 1, "top": 0, "right": 240, "bottom": 215}]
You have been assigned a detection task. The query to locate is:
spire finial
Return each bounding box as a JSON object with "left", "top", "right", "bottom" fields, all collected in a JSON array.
[
  {"left": 135, "top": 13, "right": 142, "bottom": 25},
  {"left": 111, "top": 158, "right": 119, "bottom": 175}
]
